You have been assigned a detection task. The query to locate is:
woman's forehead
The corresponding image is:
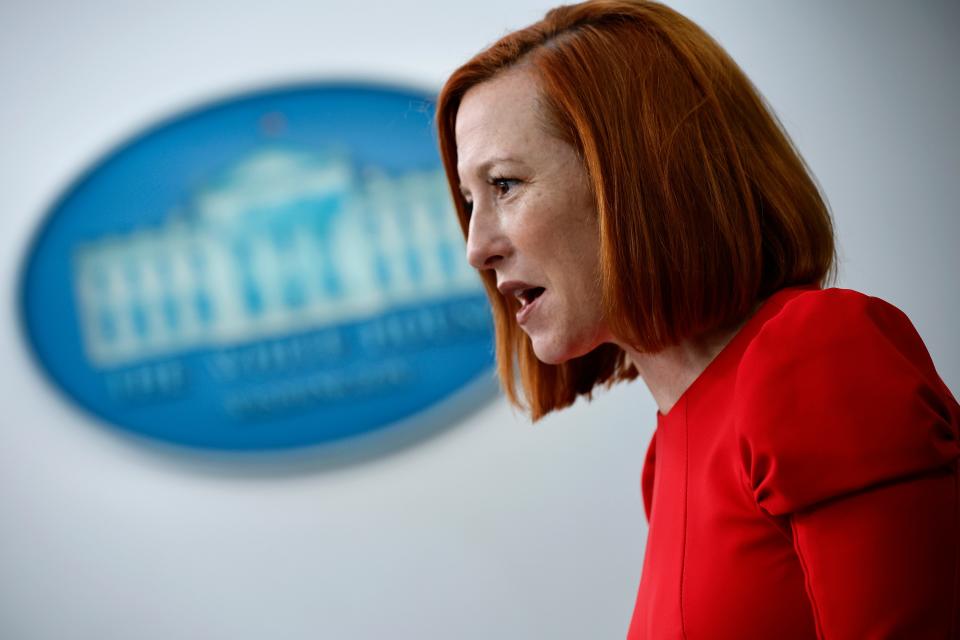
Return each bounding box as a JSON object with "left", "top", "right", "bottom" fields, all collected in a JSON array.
[{"left": 455, "top": 70, "right": 544, "bottom": 174}]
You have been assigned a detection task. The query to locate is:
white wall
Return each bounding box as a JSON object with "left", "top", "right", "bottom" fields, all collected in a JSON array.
[{"left": 1, "top": 1, "right": 957, "bottom": 639}]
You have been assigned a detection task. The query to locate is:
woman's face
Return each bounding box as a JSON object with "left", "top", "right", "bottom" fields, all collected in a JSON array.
[{"left": 455, "top": 68, "right": 614, "bottom": 364}]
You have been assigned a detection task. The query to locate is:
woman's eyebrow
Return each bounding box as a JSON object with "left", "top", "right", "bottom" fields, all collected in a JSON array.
[
  {"left": 459, "top": 156, "right": 525, "bottom": 182},
  {"left": 479, "top": 156, "right": 524, "bottom": 172}
]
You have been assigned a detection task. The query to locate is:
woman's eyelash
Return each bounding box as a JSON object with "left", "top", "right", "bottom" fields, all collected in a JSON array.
[
  {"left": 461, "top": 177, "right": 520, "bottom": 215},
  {"left": 489, "top": 176, "right": 520, "bottom": 195}
]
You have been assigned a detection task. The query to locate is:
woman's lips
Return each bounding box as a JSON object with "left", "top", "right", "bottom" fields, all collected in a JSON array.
[
  {"left": 497, "top": 281, "right": 546, "bottom": 326},
  {"left": 516, "top": 290, "right": 544, "bottom": 325}
]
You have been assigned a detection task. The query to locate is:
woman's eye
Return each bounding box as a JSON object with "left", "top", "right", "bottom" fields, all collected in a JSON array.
[
  {"left": 491, "top": 177, "right": 519, "bottom": 196},
  {"left": 463, "top": 200, "right": 474, "bottom": 217}
]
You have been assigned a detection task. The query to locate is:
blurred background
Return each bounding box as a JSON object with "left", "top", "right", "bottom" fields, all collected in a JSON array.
[{"left": 1, "top": 1, "right": 958, "bottom": 638}]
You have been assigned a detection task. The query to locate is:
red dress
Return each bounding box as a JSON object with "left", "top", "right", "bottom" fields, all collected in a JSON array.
[{"left": 627, "top": 285, "right": 960, "bottom": 639}]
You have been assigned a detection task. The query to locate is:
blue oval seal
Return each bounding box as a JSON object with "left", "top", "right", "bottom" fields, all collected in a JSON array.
[{"left": 19, "top": 82, "right": 494, "bottom": 451}]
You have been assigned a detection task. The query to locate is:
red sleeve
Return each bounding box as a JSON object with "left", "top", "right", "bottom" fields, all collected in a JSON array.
[{"left": 733, "top": 288, "right": 960, "bottom": 638}]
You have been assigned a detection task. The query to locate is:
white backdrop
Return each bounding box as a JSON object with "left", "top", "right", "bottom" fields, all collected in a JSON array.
[{"left": 1, "top": 1, "right": 957, "bottom": 639}]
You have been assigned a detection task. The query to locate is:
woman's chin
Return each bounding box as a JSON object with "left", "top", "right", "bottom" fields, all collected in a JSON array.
[
  {"left": 533, "top": 350, "right": 567, "bottom": 366},
  {"left": 530, "top": 334, "right": 591, "bottom": 365}
]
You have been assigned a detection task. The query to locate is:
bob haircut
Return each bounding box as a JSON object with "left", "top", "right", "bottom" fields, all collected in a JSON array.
[{"left": 436, "top": 0, "right": 836, "bottom": 421}]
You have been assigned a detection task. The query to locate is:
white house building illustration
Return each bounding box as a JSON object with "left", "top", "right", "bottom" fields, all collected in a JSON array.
[{"left": 72, "top": 147, "right": 481, "bottom": 368}]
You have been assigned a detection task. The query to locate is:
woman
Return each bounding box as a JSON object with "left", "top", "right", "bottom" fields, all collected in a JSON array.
[{"left": 436, "top": 1, "right": 959, "bottom": 639}]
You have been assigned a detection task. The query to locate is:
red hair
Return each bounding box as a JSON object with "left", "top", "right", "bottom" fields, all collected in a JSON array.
[{"left": 436, "top": 0, "right": 836, "bottom": 420}]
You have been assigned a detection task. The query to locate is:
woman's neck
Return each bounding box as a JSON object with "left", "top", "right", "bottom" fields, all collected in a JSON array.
[{"left": 621, "top": 312, "right": 754, "bottom": 416}]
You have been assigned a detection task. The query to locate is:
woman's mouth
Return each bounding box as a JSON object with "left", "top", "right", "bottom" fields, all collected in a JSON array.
[{"left": 515, "top": 287, "right": 546, "bottom": 325}]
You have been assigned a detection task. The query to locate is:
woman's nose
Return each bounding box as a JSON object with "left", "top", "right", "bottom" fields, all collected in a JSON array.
[{"left": 465, "top": 205, "right": 508, "bottom": 271}]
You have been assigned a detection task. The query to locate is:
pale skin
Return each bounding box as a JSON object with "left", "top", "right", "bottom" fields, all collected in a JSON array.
[{"left": 456, "top": 67, "right": 750, "bottom": 416}]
